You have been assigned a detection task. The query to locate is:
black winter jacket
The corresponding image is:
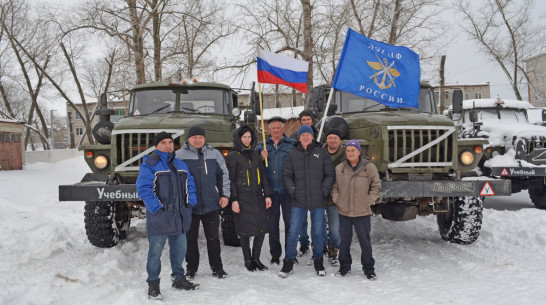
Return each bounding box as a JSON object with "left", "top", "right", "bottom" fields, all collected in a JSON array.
[
  {"left": 282, "top": 140, "right": 335, "bottom": 209},
  {"left": 226, "top": 126, "right": 271, "bottom": 237}
]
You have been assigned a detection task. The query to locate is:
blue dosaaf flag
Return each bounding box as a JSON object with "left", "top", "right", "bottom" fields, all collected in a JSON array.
[{"left": 332, "top": 28, "right": 420, "bottom": 108}]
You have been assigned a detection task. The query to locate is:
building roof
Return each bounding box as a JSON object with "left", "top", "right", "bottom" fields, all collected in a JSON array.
[
  {"left": 257, "top": 106, "right": 305, "bottom": 120},
  {"left": 0, "top": 118, "right": 25, "bottom": 124}
]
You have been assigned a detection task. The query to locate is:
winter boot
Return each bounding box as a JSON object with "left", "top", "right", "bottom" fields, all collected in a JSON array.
[
  {"left": 364, "top": 270, "right": 377, "bottom": 281},
  {"left": 279, "top": 259, "right": 294, "bottom": 278},
  {"left": 251, "top": 238, "right": 268, "bottom": 271},
  {"left": 185, "top": 270, "right": 196, "bottom": 281},
  {"left": 298, "top": 245, "right": 309, "bottom": 257},
  {"left": 336, "top": 267, "right": 351, "bottom": 277},
  {"left": 148, "top": 280, "right": 162, "bottom": 300},
  {"left": 243, "top": 248, "right": 256, "bottom": 272},
  {"left": 172, "top": 276, "right": 199, "bottom": 290},
  {"left": 314, "top": 257, "right": 326, "bottom": 276},
  {"left": 212, "top": 268, "right": 228, "bottom": 279},
  {"left": 327, "top": 246, "right": 339, "bottom": 266}
]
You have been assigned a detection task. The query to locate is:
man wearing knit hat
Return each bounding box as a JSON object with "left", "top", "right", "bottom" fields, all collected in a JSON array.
[
  {"left": 176, "top": 125, "right": 231, "bottom": 279},
  {"left": 331, "top": 139, "right": 381, "bottom": 280},
  {"left": 322, "top": 129, "right": 345, "bottom": 266},
  {"left": 136, "top": 131, "right": 199, "bottom": 299},
  {"left": 279, "top": 125, "right": 335, "bottom": 277}
]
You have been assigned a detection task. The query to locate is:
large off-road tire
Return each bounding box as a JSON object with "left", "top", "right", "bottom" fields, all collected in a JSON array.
[
  {"left": 436, "top": 196, "right": 483, "bottom": 245},
  {"left": 529, "top": 185, "right": 546, "bottom": 209},
  {"left": 221, "top": 205, "right": 240, "bottom": 247},
  {"left": 84, "top": 201, "right": 131, "bottom": 248}
]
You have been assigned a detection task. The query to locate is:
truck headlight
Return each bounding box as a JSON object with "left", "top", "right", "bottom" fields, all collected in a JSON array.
[
  {"left": 94, "top": 155, "right": 109, "bottom": 169},
  {"left": 459, "top": 151, "right": 474, "bottom": 165}
]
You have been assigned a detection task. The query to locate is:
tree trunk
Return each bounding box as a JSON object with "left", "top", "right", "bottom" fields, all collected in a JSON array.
[
  {"left": 127, "top": 0, "right": 146, "bottom": 84},
  {"left": 389, "top": 0, "right": 402, "bottom": 45},
  {"left": 301, "top": 0, "right": 313, "bottom": 94}
]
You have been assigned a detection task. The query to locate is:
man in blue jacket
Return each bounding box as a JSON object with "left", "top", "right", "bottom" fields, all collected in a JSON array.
[
  {"left": 176, "top": 126, "right": 231, "bottom": 279},
  {"left": 136, "top": 131, "right": 198, "bottom": 300},
  {"left": 256, "top": 116, "right": 296, "bottom": 265}
]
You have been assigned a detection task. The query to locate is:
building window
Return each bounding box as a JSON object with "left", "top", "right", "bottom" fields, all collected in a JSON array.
[
  {"left": 445, "top": 92, "right": 449, "bottom": 99},
  {"left": 11, "top": 134, "right": 21, "bottom": 142},
  {"left": 464, "top": 93, "right": 469, "bottom": 100},
  {"left": 475, "top": 92, "right": 482, "bottom": 99},
  {"left": 113, "top": 108, "right": 125, "bottom": 116},
  {"left": 76, "top": 128, "right": 83, "bottom": 136},
  {"left": 89, "top": 111, "right": 94, "bottom": 117},
  {"left": 75, "top": 112, "right": 81, "bottom": 120},
  {"left": 0, "top": 133, "right": 5, "bottom": 142}
]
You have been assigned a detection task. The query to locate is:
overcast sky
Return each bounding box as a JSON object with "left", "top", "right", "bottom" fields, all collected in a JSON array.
[
  {"left": 442, "top": 0, "right": 546, "bottom": 101},
  {"left": 39, "top": 0, "right": 545, "bottom": 114}
]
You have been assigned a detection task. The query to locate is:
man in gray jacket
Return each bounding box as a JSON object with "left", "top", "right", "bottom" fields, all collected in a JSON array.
[{"left": 176, "top": 126, "right": 231, "bottom": 279}]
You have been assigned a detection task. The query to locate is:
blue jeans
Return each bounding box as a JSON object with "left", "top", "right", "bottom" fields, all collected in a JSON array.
[
  {"left": 147, "top": 234, "right": 187, "bottom": 282},
  {"left": 286, "top": 207, "right": 325, "bottom": 260},
  {"left": 298, "top": 218, "right": 310, "bottom": 247},
  {"left": 326, "top": 206, "right": 340, "bottom": 247},
  {"left": 267, "top": 194, "right": 292, "bottom": 259}
]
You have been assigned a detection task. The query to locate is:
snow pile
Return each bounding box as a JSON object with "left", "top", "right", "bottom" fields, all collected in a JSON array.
[
  {"left": 462, "top": 99, "right": 534, "bottom": 110},
  {"left": 1, "top": 157, "right": 546, "bottom": 304}
]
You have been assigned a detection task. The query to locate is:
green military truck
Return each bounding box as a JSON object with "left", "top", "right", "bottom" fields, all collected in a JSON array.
[
  {"left": 308, "top": 83, "right": 511, "bottom": 244},
  {"left": 449, "top": 97, "right": 546, "bottom": 209},
  {"left": 59, "top": 81, "right": 247, "bottom": 248}
]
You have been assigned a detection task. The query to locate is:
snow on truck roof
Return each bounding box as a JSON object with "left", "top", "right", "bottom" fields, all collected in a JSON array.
[{"left": 462, "top": 98, "right": 534, "bottom": 110}]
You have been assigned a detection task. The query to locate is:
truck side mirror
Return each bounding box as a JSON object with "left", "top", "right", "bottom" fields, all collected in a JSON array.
[
  {"left": 250, "top": 92, "right": 261, "bottom": 116},
  {"left": 542, "top": 109, "right": 546, "bottom": 122},
  {"left": 244, "top": 111, "right": 257, "bottom": 123},
  {"left": 452, "top": 89, "right": 463, "bottom": 115}
]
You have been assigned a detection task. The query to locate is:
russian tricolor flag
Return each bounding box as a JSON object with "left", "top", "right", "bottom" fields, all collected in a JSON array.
[{"left": 257, "top": 48, "right": 309, "bottom": 93}]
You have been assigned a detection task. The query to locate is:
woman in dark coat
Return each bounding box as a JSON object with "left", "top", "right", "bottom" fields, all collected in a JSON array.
[{"left": 226, "top": 125, "right": 272, "bottom": 271}]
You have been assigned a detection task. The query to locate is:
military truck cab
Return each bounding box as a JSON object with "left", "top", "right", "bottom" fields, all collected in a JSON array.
[
  {"left": 450, "top": 97, "right": 546, "bottom": 209},
  {"left": 59, "top": 82, "right": 244, "bottom": 248},
  {"left": 308, "top": 83, "right": 511, "bottom": 244}
]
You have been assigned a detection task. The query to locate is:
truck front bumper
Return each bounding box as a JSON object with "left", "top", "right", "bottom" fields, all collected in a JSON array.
[
  {"left": 380, "top": 179, "right": 511, "bottom": 198},
  {"left": 59, "top": 173, "right": 141, "bottom": 202}
]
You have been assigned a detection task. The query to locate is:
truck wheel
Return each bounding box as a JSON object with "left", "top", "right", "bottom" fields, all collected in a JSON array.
[
  {"left": 436, "top": 196, "right": 483, "bottom": 245},
  {"left": 529, "top": 185, "right": 546, "bottom": 209},
  {"left": 221, "top": 205, "right": 240, "bottom": 247},
  {"left": 84, "top": 201, "right": 131, "bottom": 248}
]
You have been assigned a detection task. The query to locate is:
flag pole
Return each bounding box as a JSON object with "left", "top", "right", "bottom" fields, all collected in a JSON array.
[
  {"left": 258, "top": 82, "right": 268, "bottom": 167},
  {"left": 317, "top": 87, "right": 335, "bottom": 141}
]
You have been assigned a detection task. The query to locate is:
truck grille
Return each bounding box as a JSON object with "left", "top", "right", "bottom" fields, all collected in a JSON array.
[
  {"left": 112, "top": 130, "right": 183, "bottom": 172},
  {"left": 387, "top": 126, "right": 455, "bottom": 168}
]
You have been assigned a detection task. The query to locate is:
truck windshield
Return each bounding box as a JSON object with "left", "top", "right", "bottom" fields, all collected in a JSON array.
[
  {"left": 131, "top": 88, "right": 227, "bottom": 116},
  {"left": 335, "top": 88, "right": 435, "bottom": 114},
  {"left": 469, "top": 108, "right": 528, "bottom": 124}
]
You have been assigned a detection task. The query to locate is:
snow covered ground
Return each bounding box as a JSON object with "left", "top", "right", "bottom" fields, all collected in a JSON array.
[{"left": 1, "top": 157, "right": 545, "bottom": 305}]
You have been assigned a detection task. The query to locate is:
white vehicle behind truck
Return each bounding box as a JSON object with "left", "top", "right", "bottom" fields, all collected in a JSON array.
[{"left": 449, "top": 97, "right": 546, "bottom": 209}]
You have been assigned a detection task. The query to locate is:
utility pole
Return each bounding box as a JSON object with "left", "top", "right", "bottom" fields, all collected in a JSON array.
[
  {"left": 49, "top": 109, "right": 57, "bottom": 150},
  {"left": 439, "top": 55, "right": 446, "bottom": 113}
]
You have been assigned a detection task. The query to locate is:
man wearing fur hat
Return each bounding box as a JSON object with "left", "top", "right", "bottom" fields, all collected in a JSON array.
[
  {"left": 136, "top": 131, "right": 199, "bottom": 300},
  {"left": 279, "top": 125, "right": 335, "bottom": 277},
  {"left": 331, "top": 139, "right": 381, "bottom": 280}
]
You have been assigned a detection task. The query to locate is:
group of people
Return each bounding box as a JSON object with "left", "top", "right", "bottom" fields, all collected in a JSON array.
[{"left": 136, "top": 111, "right": 382, "bottom": 300}]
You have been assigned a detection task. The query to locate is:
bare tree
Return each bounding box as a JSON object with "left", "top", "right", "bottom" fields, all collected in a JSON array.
[
  {"left": 1, "top": 0, "right": 55, "bottom": 149},
  {"left": 457, "top": 0, "right": 546, "bottom": 100}
]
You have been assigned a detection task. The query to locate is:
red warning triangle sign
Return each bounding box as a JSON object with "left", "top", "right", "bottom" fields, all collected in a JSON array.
[
  {"left": 501, "top": 168, "right": 509, "bottom": 175},
  {"left": 480, "top": 182, "right": 495, "bottom": 196}
]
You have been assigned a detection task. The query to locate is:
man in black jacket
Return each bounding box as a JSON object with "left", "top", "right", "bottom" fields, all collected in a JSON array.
[{"left": 279, "top": 125, "right": 335, "bottom": 277}]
